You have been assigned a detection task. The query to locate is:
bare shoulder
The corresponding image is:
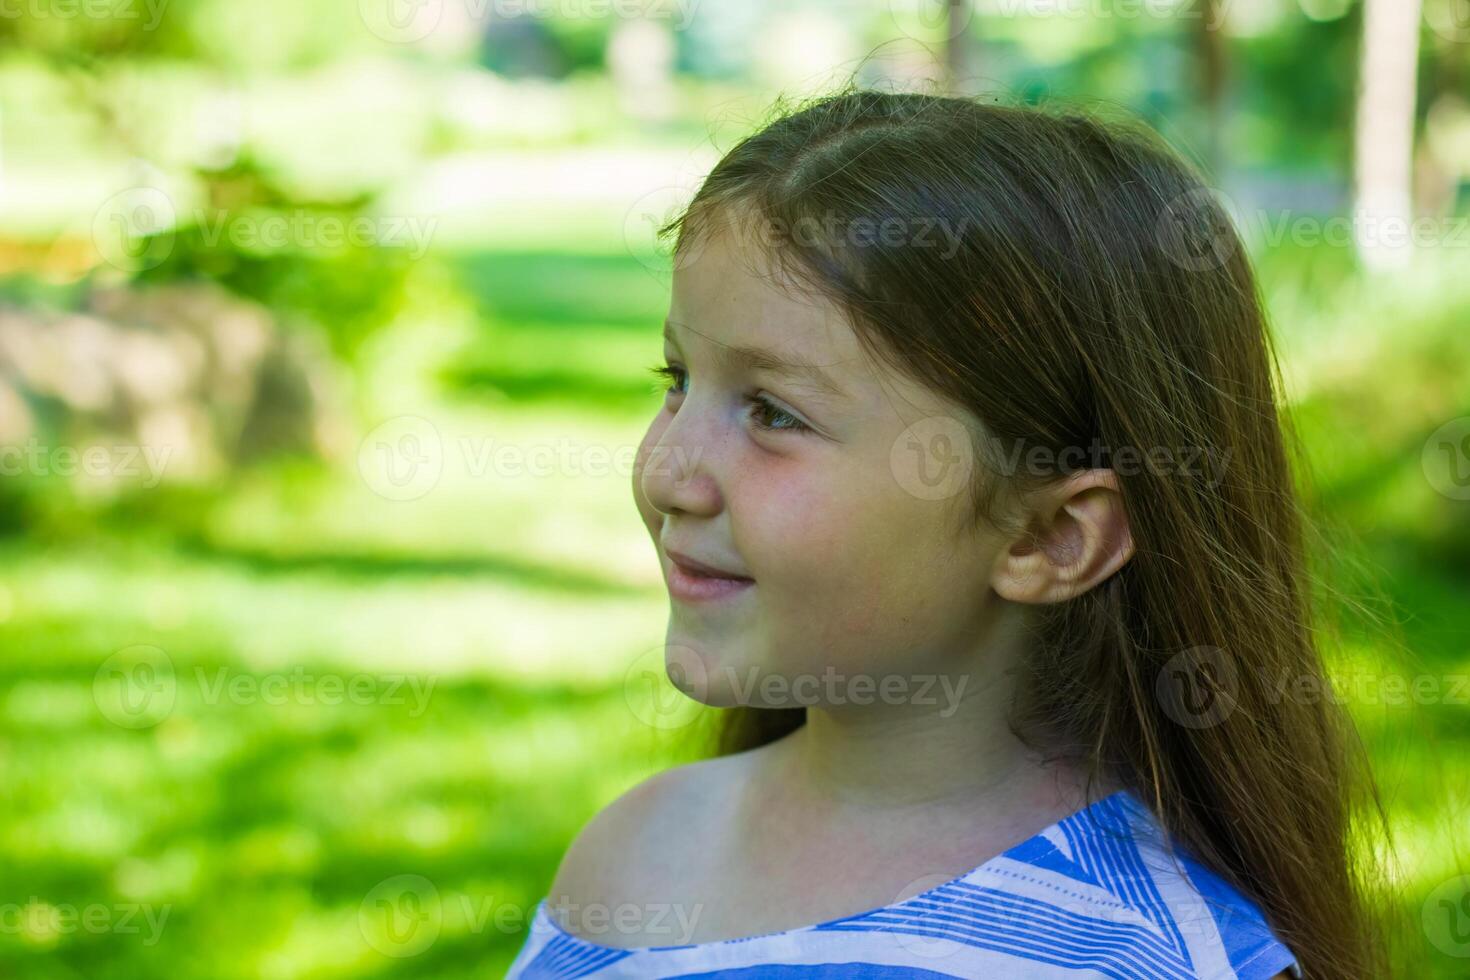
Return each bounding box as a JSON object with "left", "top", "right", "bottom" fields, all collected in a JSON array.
[{"left": 544, "top": 751, "right": 747, "bottom": 922}]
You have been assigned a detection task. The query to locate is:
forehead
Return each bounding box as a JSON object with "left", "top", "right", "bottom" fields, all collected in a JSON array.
[
  {"left": 665, "top": 224, "right": 959, "bottom": 425},
  {"left": 668, "top": 223, "right": 859, "bottom": 372}
]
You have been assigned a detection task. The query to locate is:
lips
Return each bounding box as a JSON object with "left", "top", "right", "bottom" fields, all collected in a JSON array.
[
  {"left": 663, "top": 547, "right": 753, "bottom": 582},
  {"left": 662, "top": 546, "right": 755, "bottom": 604}
]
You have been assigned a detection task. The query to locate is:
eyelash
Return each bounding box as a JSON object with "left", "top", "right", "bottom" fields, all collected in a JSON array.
[{"left": 647, "top": 362, "right": 810, "bottom": 434}]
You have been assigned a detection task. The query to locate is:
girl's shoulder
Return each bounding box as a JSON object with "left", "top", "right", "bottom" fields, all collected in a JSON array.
[
  {"left": 542, "top": 751, "right": 745, "bottom": 931},
  {"left": 522, "top": 785, "right": 1302, "bottom": 980}
]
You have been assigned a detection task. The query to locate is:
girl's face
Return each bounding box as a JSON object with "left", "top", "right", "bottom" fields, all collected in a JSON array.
[{"left": 632, "top": 222, "right": 1014, "bottom": 710}]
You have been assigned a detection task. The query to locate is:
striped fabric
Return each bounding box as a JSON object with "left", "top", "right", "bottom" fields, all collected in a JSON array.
[{"left": 505, "top": 791, "right": 1301, "bottom": 979}]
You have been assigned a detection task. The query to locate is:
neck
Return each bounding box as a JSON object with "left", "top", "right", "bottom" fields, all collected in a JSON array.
[{"left": 757, "top": 603, "right": 1097, "bottom": 822}]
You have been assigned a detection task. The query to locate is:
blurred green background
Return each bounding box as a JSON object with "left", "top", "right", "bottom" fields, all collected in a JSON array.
[{"left": 0, "top": 0, "right": 1466, "bottom": 977}]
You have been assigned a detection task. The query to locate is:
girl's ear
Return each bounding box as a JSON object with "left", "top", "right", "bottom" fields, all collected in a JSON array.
[{"left": 989, "top": 469, "right": 1135, "bottom": 605}]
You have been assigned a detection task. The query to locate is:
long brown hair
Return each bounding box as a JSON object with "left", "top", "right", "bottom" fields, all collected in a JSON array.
[{"left": 660, "top": 88, "right": 1388, "bottom": 978}]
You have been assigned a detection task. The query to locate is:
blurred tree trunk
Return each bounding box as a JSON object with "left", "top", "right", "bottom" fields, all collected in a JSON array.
[
  {"left": 945, "top": 0, "right": 973, "bottom": 94},
  {"left": 1414, "top": 20, "right": 1469, "bottom": 218},
  {"left": 1194, "top": 0, "right": 1227, "bottom": 176},
  {"left": 1353, "top": 0, "right": 1424, "bottom": 270}
]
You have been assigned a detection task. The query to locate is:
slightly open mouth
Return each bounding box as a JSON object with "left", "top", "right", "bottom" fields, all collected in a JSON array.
[{"left": 666, "top": 560, "right": 755, "bottom": 602}]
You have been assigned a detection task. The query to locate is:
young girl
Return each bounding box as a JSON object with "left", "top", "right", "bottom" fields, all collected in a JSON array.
[{"left": 506, "top": 90, "right": 1382, "bottom": 979}]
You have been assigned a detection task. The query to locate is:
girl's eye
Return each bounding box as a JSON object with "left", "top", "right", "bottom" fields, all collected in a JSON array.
[
  {"left": 645, "top": 361, "right": 810, "bottom": 435},
  {"left": 648, "top": 362, "right": 687, "bottom": 395},
  {"left": 745, "top": 395, "right": 808, "bottom": 433}
]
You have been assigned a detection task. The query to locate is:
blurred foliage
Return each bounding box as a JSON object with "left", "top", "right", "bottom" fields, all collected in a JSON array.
[{"left": 131, "top": 155, "right": 416, "bottom": 363}]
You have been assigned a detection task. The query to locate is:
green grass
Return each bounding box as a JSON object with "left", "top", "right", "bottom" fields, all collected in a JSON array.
[
  {"left": 1, "top": 240, "right": 1467, "bottom": 978},
  {"left": 0, "top": 525, "right": 685, "bottom": 978}
]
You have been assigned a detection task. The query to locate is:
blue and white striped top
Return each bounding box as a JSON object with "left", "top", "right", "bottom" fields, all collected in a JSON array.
[{"left": 505, "top": 790, "right": 1301, "bottom": 979}]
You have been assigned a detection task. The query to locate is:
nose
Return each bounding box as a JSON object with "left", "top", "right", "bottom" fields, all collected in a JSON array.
[{"left": 634, "top": 399, "right": 727, "bottom": 520}]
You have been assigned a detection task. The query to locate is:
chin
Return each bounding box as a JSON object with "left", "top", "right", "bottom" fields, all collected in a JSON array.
[
  {"left": 663, "top": 646, "right": 735, "bottom": 707},
  {"left": 674, "top": 661, "right": 836, "bottom": 712},
  {"left": 661, "top": 637, "right": 765, "bottom": 708}
]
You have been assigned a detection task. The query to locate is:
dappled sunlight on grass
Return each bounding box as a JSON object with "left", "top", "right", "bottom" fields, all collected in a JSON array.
[
  {"left": 0, "top": 540, "right": 667, "bottom": 681},
  {"left": 0, "top": 596, "right": 676, "bottom": 975}
]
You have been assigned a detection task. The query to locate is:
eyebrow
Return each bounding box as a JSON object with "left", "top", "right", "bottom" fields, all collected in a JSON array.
[{"left": 663, "top": 319, "right": 849, "bottom": 401}]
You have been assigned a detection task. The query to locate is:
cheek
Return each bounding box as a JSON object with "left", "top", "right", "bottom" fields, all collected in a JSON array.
[
  {"left": 748, "top": 465, "right": 981, "bottom": 668},
  {"left": 745, "top": 465, "right": 914, "bottom": 637}
]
